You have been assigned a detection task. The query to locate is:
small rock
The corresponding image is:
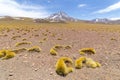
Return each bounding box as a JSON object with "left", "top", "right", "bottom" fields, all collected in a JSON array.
[
  {"left": 50, "top": 72, "right": 53, "bottom": 75},
  {"left": 9, "top": 73, "right": 13, "bottom": 76},
  {"left": 34, "top": 68, "right": 38, "bottom": 71}
]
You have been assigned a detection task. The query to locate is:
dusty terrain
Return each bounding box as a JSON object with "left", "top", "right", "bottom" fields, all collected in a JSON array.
[{"left": 0, "top": 21, "right": 120, "bottom": 80}]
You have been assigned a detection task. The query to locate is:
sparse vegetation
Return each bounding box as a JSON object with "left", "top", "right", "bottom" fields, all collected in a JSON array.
[
  {"left": 79, "top": 48, "right": 96, "bottom": 55},
  {"left": 0, "top": 50, "right": 5, "bottom": 58},
  {"left": 54, "top": 44, "right": 63, "bottom": 49},
  {"left": 51, "top": 33, "right": 56, "bottom": 37},
  {"left": 57, "top": 38, "right": 62, "bottom": 40},
  {"left": 0, "top": 50, "right": 16, "bottom": 60},
  {"left": 43, "top": 37, "right": 47, "bottom": 41},
  {"left": 86, "top": 58, "right": 101, "bottom": 68},
  {"left": 50, "top": 48, "right": 58, "bottom": 55},
  {"left": 64, "top": 45, "right": 72, "bottom": 49},
  {"left": 27, "top": 46, "right": 42, "bottom": 52},
  {"left": 15, "top": 41, "right": 32, "bottom": 47},
  {"left": 55, "top": 57, "right": 74, "bottom": 76},
  {"left": 13, "top": 48, "right": 27, "bottom": 53},
  {"left": 22, "top": 38, "right": 27, "bottom": 41},
  {"left": 39, "top": 40, "right": 44, "bottom": 43},
  {"left": 42, "top": 33, "right": 47, "bottom": 36},
  {"left": 75, "top": 57, "right": 86, "bottom": 69},
  {"left": 111, "top": 38, "right": 117, "bottom": 41},
  {"left": 75, "top": 57, "right": 101, "bottom": 69},
  {"left": 11, "top": 35, "right": 21, "bottom": 40}
]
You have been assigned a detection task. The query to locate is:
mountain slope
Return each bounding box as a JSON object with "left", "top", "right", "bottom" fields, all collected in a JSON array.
[{"left": 46, "top": 11, "right": 79, "bottom": 22}]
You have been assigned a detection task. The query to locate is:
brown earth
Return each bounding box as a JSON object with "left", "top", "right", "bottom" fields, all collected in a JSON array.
[{"left": 0, "top": 22, "right": 120, "bottom": 80}]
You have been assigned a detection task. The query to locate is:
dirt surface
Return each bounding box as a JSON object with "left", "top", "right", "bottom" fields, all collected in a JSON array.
[{"left": 0, "top": 24, "right": 120, "bottom": 80}]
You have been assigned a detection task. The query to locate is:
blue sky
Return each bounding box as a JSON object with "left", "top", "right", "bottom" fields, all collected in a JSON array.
[{"left": 0, "top": 0, "right": 120, "bottom": 20}]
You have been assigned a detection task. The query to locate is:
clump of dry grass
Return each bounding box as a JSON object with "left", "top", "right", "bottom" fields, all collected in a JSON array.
[
  {"left": 75, "top": 57, "right": 86, "bottom": 69},
  {"left": 0, "top": 50, "right": 16, "bottom": 60},
  {"left": 75, "top": 57, "right": 101, "bottom": 69},
  {"left": 64, "top": 45, "right": 72, "bottom": 49},
  {"left": 11, "top": 35, "right": 21, "bottom": 40},
  {"left": 50, "top": 48, "right": 58, "bottom": 55},
  {"left": 57, "top": 38, "right": 62, "bottom": 40},
  {"left": 0, "top": 50, "right": 5, "bottom": 58},
  {"left": 22, "top": 38, "right": 27, "bottom": 41},
  {"left": 34, "top": 34, "right": 39, "bottom": 37},
  {"left": 55, "top": 57, "right": 74, "bottom": 76},
  {"left": 42, "top": 33, "right": 47, "bottom": 36},
  {"left": 0, "top": 34, "right": 8, "bottom": 37},
  {"left": 53, "top": 44, "right": 72, "bottom": 50},
  {"left": 39, "top": 40, "right": 44, "bottom": 43},
  {"left": 15, "top": 41, "right": 32, "bottom": 47},
  {"left": 54, "top": 45, "right": 63, "bottom": 49},
  {"left": 110, "top": 38, "right": 117, "bottom": 41},
  {"left": 43, "top": 38, "right": 47, "bottom": 41},
  {"left": 13, "top": 48, "right": 27, "bottom": 53},
  {"left": 39, "top": 37, "right": 47, "bottom": 43},
  {"left": 51, "top": 33, "right": 56, "bottom": 37},
  {"left": 85, "top": 58, "right": 101, "bottom": 68},
  {"left": 79, "top": 48, "right": 96, "bottom": 55},
  {"left": 27, "top": 46, "right": 41, "bottom": 52}
]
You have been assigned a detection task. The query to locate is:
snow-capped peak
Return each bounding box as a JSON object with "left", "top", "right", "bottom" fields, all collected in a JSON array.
[{"left": 46, "top": 11, "right": 78, "bottom": 22}]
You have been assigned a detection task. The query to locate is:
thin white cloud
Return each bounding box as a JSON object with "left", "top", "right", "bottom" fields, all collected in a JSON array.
[
  {"left": 95, "top": 1, "right": 120, "bottom": 14},
  {"left": 78, "top": 4, "right": 86, "bottom": 8},
  {"left": 110, "top": 17, "right": 120, "bottom": 20},
  {"left": 0, "top": 0, "right": 49, "bottom": 18}
]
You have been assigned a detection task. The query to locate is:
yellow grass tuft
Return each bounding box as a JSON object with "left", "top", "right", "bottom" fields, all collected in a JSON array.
[
  {"left": 13, "top": 48, "right": 27, "bottom": 53},
  {"left": 0, "top": 50, "right": 16, "bottom": 60},
  {"left": 11, "top": 35, "right": 21, "bottom": 40},
  {"left": 15, "top": 41, "right": 32, "bottom": 47},
  {"left": 86, "top": 58, "right": 101, "bottom": 68},
  {"left": 55, "top": 57, "right": 74, "bottom": 76},
  {"left": 54, "top": 44, "right": 63, "bottom": 49},
  {"left": 111, "top": 38, "right": 117, "bottom": 41},
  {"left": 22, "top": 38, "right": 27, "bottom": 41},
  {"left": 57, "top": 38, "right": 62, "bottom": 40},
  {"left": 75, "top": 57, "right": 86, "bottom": 69},
  {"left": 79, "top": 48, "right": 96, "bottom": 55},
  {"left": 64, "top": 45, "right": 72, "bottom": 49},
  {"left": 27, "top": 46, "right": 42, "bottom": 52},
  {"left": 50, "top": 48, "right": 58, "bottom": 55},
  {"left": 75, "top": 57, "right": 101, "bottom": 69},
  {"left": 0, "top": 50, "right": 6, "bottom": 58}
]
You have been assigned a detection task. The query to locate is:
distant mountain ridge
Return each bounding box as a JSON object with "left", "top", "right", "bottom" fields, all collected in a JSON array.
[
  {"left": 91, "top": 18, "right": 120, "bottom": 24},
  {"left": 1, "top": 12, "right": 120, "bottom": 24}
]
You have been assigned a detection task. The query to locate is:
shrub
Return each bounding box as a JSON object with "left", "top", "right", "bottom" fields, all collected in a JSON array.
[
  {"left": 50, "top": 48, "right": 58, "bottom": 55},
  {"left": 79, "top": 48, "right": 96, "bottom": 55},
  {"left": 55, "top": 57, "right": 74, "bottom": 76},
  {"left": 27, "top": 46, "right": 41, "bottom": 52},
  {"left": 15, "top": 41, "right": 32, "bottom": 47},
  {"left": 75, "top": 57, "right": 86, "bottom": 69}
]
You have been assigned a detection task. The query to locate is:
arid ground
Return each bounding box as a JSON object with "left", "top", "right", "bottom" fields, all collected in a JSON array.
[{"left": 0, "top": 20, "right": 120, "bottom": 80}]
